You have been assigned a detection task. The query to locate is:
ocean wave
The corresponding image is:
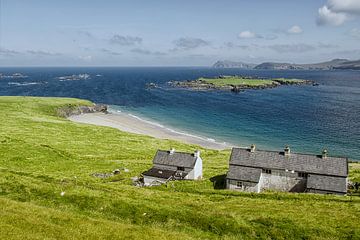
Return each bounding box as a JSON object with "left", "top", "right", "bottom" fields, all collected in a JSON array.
[
  {"left": 57, "top": 73, "right": 90, "bottom": 81},
  {"left": 125, "top": 112, "right": 227, "bottom": 145},
  {"left": 0, "top": 73, "right": 28, "bottom": 79},
  {"left": 8, "top": 82, "right": 47, "bottom": 86},
  {"left": 127, "top": 114, "right": 165, "bottom": 128},
  {"left": 108, "top": 106, "right": 229, "bottom": 147}
]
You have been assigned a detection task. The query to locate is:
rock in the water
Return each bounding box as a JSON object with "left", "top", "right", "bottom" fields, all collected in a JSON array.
[{"left": 146, "top": 83, "right": 157, "bottom": 89}]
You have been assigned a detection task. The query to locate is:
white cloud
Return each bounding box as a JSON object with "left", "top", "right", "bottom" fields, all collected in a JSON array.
[
  {"left": 78, "top": 55, "right": 92, "bottom": 61},
  {"left": 350, "top": 28, "right": 360, "bottom": 39},
  {"left": 317, "top": 0, "right": 360, "bottom": 26},
  {"left": 268, "top": 44, "right": 316, "bottom": 53},
  {"left": 172, "top": 37, "right": 210, "bottom": 51},
  {"left": 0, "top": 48, "right": 21, "bottom": 56},
  {"left": 100, "top": 48, "right": 122, "bottom": 56},
  {"left": 328, "top": 0, "right": 360, "bottom": 15},
  {"left": 77, "top": 30, "right": 95, "bottom": 39},
  {"left": 317, "top": 6, "right": 348, "bottom": 26},
  {"left": 238, "top": 31, "right": 260, "bottom": 39},
  {"left": 131, "top": 48, "right": 166, "bottom": 56},
  {"left": 109, "top": 35, "right": 142, "bottom": 46},
  {"left": 287, "top": 25, "right": 303, "bottom": 34},
  {"left": 27, "top": 50, "right": 61, "bottom": 56}
]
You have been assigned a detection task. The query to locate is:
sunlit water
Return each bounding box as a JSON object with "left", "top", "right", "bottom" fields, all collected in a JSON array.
[{"left": 0, "top": 67, "right": 359, "bottom": 160}]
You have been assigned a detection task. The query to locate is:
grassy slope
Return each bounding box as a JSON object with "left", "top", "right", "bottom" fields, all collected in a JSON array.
[
  {"left": 350, "top": 163, "right": 360, "bottom": 182},
  {"left": 199, "top": 77, "right": 305, "bottom": 87},
  {"left": 0, "top": 96, "right": 359, "bottom": 239}
]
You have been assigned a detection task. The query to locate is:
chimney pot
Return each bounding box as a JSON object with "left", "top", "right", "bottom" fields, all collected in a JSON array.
[
  {"left": 322, "top": 149, "right": 328, "bottom": 159},
  {"left": 284, "top": 145, "right": 291, "bottom": 156},
  {"left": 170, "top": 148, "right": 175, "bottom": 155},
  {"left": 194, "top": 150, "right": 200, "bottom": 158},
  {"left": 250, "top": 144, "right": 256, "bottom": 153}
]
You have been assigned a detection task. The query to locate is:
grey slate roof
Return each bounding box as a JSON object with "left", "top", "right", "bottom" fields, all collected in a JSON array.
[
  {"left": 227, "top": 165, "right": 261, "bottom": 183},
  {"left": 153, "top": 150, "right": 197, "bottom": 168},
  {"left": 229, "top": 148, "right": 348, "bottom": 177},
  {"left": 307, "top": 174, "right": 347, "bottom": 193},
  {"left": 142, "top": 168, "right": 176, "bottom": 179}
]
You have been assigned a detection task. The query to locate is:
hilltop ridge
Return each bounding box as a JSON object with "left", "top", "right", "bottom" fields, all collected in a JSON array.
[{"left": 213, "top": 59, "right": 360, "bottom": 70}]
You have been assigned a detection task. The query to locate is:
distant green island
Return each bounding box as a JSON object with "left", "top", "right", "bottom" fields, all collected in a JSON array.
[{"left": 169, "top": 75, "right": 314, "bottom": 92}]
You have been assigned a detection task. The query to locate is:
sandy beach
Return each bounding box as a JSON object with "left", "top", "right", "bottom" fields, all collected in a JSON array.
[{"left": 68, "top": 111, "right": 233, "bottom": 150}]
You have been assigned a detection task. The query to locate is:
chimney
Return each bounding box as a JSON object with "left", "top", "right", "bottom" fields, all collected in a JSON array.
[
  {"left": 322, "top": 149, "right": 328, "bottom": 159},
  {"left": 284, "top": 145, "right": 290, "bottom": 157},
  {"left": 169, "top": 148, "right": 175, "bottom": 155},
  {"left": 250, "top": 144, "right": 256, "bottom": 153},
  {"left": 194, "top": 150, "right": 200, "bottom": 158}
]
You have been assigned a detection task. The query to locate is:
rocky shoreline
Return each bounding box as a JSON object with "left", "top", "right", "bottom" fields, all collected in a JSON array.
[{"left": 57, "top": 103, "right": 108, "bottom": 118}]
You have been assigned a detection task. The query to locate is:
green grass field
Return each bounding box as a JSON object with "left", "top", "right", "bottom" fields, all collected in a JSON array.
[
  {"left": 199, "top": 76, "right": 306, "bottom": 87},
  {"left": 0, "top": 96, "right": 359, "bottom": 239}
]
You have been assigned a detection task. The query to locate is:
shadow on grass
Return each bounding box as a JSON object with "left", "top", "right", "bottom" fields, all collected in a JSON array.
[{"left": 210, "top": 174, "right": 226, "bottom": 189}]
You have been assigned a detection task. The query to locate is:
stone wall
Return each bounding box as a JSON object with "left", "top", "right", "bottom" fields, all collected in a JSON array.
[
  {"left": 260, "top": 171, "right": 306, "bottom": 192},
  {"left": 226, "top": 179, "right": 260, "bottom": 192}
]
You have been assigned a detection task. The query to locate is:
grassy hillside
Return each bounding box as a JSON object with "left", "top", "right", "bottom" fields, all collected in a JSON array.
[{"left": 0, "top": 96, "right": 359, "bottom": 239}]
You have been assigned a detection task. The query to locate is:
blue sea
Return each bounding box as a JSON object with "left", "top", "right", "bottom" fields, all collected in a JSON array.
[{"left": 0, "top": 67, "right": 359, "bottom": 160}]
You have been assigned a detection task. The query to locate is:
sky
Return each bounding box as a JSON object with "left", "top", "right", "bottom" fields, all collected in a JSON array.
[{"left": 0, "top": 0, "right": 359, "bottom": 66}]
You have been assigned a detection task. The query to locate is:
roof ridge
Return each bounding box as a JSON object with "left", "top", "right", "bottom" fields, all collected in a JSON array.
[
  {"left": 232, "top": 147, "right": 347, "bottom": 160},
  {"left": 157, "top": 149, "right": 195, "bottom": 156}
]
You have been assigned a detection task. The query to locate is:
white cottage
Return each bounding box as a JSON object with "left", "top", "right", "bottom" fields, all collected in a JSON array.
[{"left": 142, "top": 148, "right": 202, "bottom": 186}]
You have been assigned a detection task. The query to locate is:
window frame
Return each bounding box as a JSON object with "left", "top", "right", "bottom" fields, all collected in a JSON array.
[
  {"left": 297, "top": 172, "right": 308, "bottom": 178},
  {"left": 177, "top": 166, "right": 185, "bottom": 171},
  {"left": 262, "top": 168, "right": 272, "bottom": 174},
  {"left": 236, "top": 181, "right": 243, "bottom": 188}
]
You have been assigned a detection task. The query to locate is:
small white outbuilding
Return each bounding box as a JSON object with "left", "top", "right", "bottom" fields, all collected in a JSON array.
[{"left": 142, "top": 148, "right": 202, "bottom": 186}]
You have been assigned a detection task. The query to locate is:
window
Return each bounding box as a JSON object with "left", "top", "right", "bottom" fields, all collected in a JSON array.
[
  {"left": 262, "top": 169, "right": 272, "bottom": 174},
  {"left": 298, "top": 172, "right": 308, "bottom": 178},
  {"left": 177, "top": 166, "right": 185, "bottom": 171},
  {"left": 236, "top": 181, "right": 243, "bottom": 188}
]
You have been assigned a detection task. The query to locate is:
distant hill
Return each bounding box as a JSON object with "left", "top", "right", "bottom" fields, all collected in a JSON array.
[
  {"left": 254, "top": 59, "right": 353, "bottom": 70},
  {"left": 212, "top": 59, "right": 360, "bottom": 70},
  {"left": 212, "top": 60, "right": 256, "bottom": 69},
  {"left": 333, "top": 60, "right": 360, "bottom": 70}
]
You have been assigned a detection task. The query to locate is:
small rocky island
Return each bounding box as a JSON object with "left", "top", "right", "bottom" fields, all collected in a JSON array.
[{"left": 169, "top": 75, "right": 315, "bottom": 92}]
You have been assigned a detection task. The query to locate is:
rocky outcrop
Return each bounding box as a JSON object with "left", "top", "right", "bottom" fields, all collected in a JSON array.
[{"left": 57, "top": 104, "right": 108, "bottom": 118}]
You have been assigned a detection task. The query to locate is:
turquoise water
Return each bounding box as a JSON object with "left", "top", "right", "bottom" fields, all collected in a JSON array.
[{"left": 0, "top": 67, "right": 359, "bottom": 160}]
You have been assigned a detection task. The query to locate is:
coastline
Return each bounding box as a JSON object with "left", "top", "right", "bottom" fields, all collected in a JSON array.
[{"left": 68, "top": 109, "right": 234, "bottom": 150}]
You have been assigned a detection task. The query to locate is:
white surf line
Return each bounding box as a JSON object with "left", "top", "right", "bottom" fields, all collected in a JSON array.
[{"left": 108, "top": 107, "right": 232, "bottom": 148}]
